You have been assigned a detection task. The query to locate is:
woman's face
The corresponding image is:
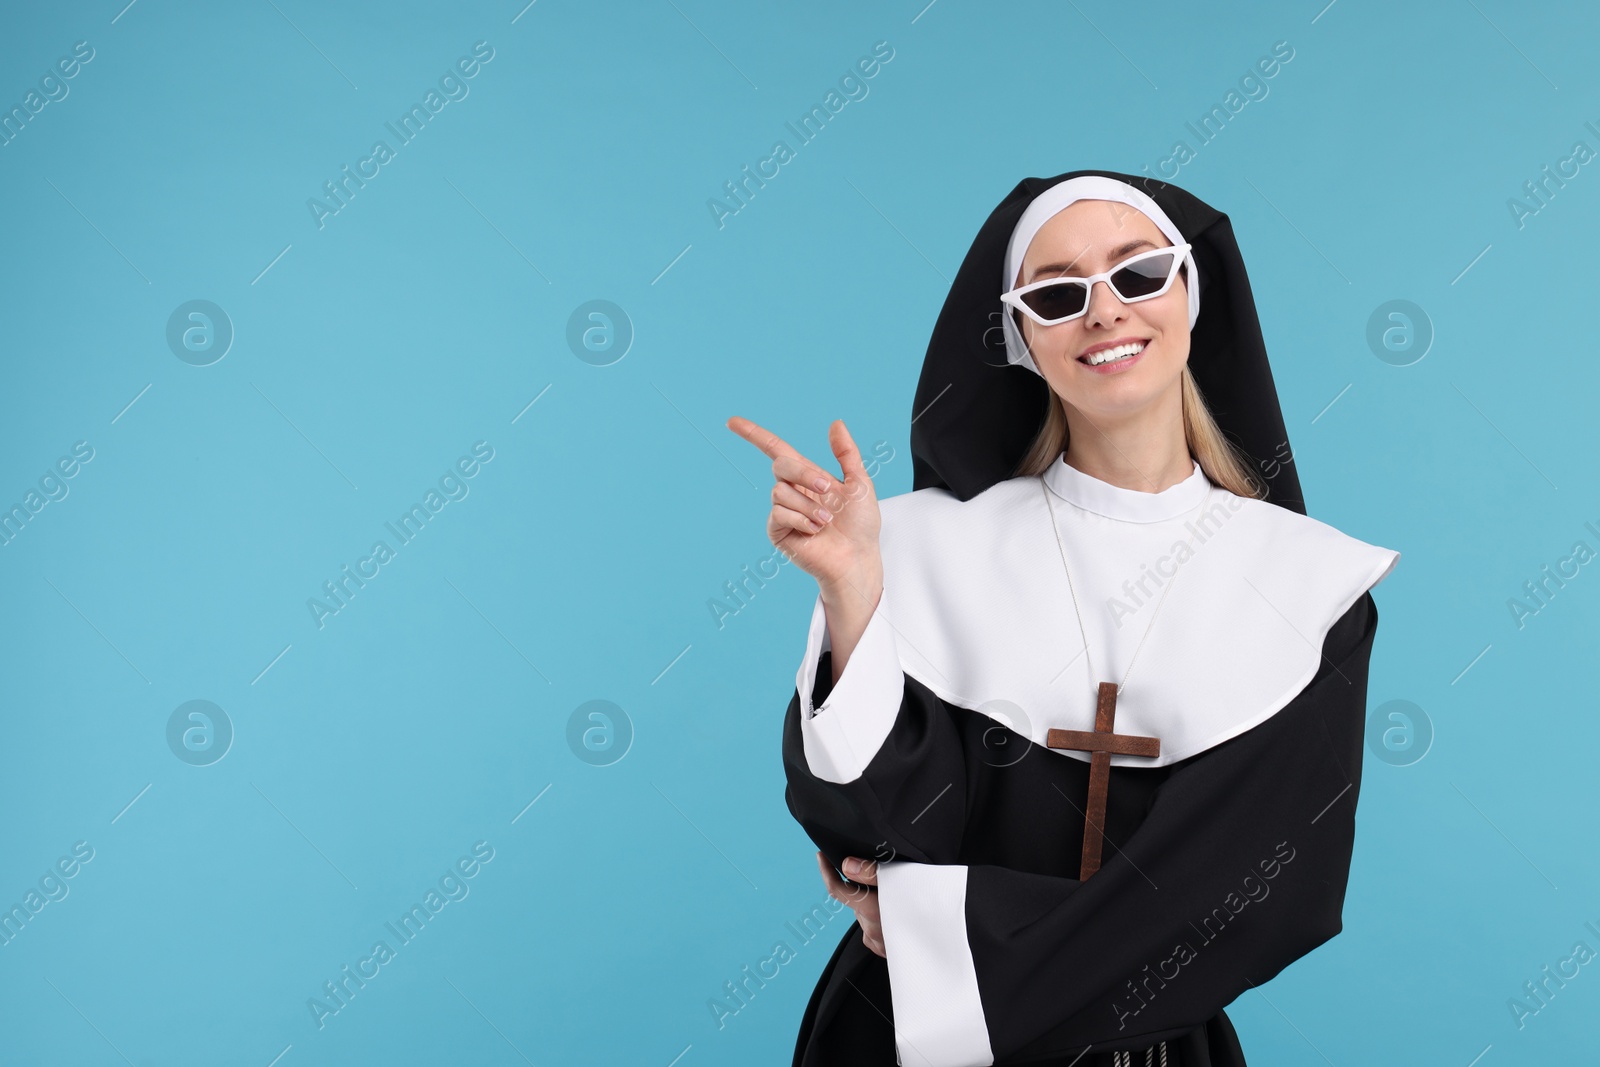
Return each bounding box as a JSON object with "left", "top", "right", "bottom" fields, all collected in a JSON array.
[{"left": 1014, "top": 199, "right": 1191, "bottom": 422}]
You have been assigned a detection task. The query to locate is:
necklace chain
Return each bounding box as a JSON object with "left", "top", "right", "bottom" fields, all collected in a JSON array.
[{"left": 1039, "top": 469, "right": 1214, "bottom": 699}]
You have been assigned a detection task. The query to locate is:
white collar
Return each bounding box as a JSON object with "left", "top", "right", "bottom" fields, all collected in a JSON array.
[
  {"left": 1041, "top": 455, "right": 1211, "bottom": 523},
  {"left": 796, "top": 471, "right": 1400, "bottom": 773}
]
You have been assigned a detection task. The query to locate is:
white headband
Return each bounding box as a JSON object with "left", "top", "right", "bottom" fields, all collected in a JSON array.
[{"left": 1001, "top": 176, "right": 1200, "bottom": 376}]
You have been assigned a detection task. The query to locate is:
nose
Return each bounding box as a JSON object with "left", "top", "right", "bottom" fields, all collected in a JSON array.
[{"left": 1083, "top": 277, "right": 1126, "bottom": 328}]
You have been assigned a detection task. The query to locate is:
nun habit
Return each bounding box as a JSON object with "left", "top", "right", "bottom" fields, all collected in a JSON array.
[{"left": 780, "top": 169, "right": 1400, "bottom": 1066}]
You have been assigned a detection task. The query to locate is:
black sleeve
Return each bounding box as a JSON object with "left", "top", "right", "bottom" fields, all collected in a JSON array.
[
  {"left": 780, "top": 588, "right": 972, "bottom": 875},
  {"left": 874, "top": 592, "right": 1380, "bottom": 1066}
]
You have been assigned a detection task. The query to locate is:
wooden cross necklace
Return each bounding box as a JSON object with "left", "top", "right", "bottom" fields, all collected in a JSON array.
[{"left": 1037, "top": 468, "right": 1214, "bottom": 880}]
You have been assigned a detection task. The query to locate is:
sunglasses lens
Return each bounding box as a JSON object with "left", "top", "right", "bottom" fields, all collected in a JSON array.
[
  {"left": 1020, "top": 282, "right": 1088, "bottom": 322},
  {"left": 1110, "top": 251, "right": 1178, "bottom": 299}
]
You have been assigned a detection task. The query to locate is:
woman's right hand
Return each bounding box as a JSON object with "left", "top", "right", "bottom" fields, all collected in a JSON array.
[{"left": 726, "top": 416, "right": 882, "bottom": 595}]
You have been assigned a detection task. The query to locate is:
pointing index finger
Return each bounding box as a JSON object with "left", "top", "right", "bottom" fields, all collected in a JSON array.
[{"left": 726, "top": 415, "right": 799, "bottom": 462}]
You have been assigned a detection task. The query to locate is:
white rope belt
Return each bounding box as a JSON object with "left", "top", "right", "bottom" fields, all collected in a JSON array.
[{"left": 1110, "top": 1040, "right": 1169, "bottom": 1067}]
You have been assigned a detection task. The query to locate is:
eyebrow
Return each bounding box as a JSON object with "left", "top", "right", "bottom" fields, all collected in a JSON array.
[{"left": 1028, "top": 238, "right": 1158, "bottom": 282}]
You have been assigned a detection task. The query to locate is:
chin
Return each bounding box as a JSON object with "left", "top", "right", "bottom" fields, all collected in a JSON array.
[{"left": 1060, "top": 362, "right": 1181, "bottom": 412}]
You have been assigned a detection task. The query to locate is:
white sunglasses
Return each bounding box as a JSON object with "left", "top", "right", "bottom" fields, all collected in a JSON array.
[{"left": 1001, "top": 243, "right": 1191, "bottom": 326}]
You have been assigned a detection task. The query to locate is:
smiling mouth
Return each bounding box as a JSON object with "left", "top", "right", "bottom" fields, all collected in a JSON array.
[{"left": 1078, "top": 340, "right": 1148, "bottom": 367}]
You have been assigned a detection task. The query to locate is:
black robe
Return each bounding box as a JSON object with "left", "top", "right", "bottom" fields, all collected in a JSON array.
[{"left": 782, "top": 590, "right": 1379, "bottom": 1066}]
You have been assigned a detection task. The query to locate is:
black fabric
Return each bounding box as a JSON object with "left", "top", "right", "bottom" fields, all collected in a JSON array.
[
  {"left": 908, "top": 169, "right": 1305, "bottom": 514},
  {"left": 784, "top": 591, "right": 1378, "bottom": 1065}
]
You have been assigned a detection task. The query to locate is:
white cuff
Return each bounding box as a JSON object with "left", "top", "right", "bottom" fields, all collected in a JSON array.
[
  {"left": 794, "top": 585, "right": 905, "bottom": 785},
  {"left": 876, "top": 862, "right": 993, "bottom": 1067}
]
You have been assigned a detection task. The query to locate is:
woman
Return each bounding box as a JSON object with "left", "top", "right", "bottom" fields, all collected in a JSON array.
[{"left": 727, "top": 170, "right": 1399, "bottom": 1066}]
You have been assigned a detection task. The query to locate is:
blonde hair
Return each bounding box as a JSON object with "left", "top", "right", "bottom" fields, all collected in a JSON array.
[{"left": 1013, "top": 363, "right": 1267, "bottom": 499}]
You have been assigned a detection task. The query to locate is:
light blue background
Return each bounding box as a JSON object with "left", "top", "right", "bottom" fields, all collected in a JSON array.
[{"left": 1, "top": 1, "right": 1596, "bottom": 1063}]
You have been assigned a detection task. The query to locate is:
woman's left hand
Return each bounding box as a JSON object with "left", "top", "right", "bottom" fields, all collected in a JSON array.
[{"left": 817, "top": 852, "right": 885, "bottom": 958}]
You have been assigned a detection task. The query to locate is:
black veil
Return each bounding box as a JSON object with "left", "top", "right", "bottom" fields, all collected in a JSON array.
[{"left": 908, "top": 168, "right": 1306, "bottom": 515}]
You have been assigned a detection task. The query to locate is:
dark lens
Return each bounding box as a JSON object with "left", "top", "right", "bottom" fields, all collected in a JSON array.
[
  {"left": 1109, "top": 252, "right": 1177, "bottom": 299},
  {"left": 1020, "top": 280, "right": 1088, "bottom": 322}
]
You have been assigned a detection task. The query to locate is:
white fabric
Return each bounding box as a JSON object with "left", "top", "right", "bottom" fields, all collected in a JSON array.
[
  {"left": 876, "top": 862, "right": 993, "bottom": 1067},
  {"left": 797, "top": 585, "right": 906, "bottom": 784},
  {"left": 1000, "top": 175, "right": 1200, "bottom": 377},
  {"left": 795, "top": 457, "right": 1400, "bottom": 777}
]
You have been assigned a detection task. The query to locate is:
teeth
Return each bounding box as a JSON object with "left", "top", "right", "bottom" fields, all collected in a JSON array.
[{"left": 1082, "top": 341, "right": 1146, "bottom": 366}]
